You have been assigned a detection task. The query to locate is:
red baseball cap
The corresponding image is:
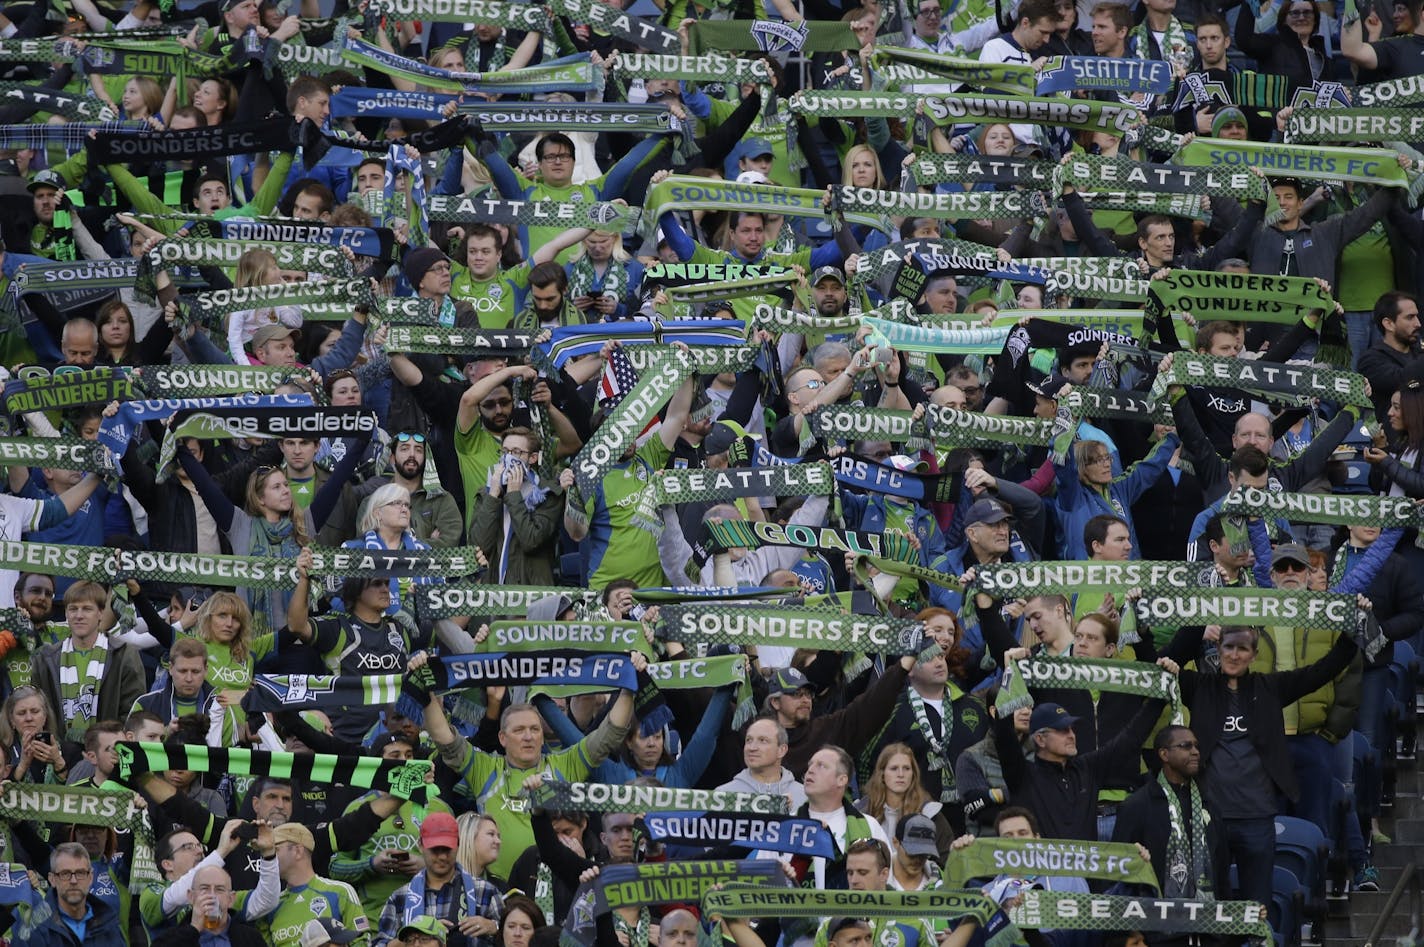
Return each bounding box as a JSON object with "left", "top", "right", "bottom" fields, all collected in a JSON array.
[{"left": 420, "top": 812, "right": 460, "bottom": 850}]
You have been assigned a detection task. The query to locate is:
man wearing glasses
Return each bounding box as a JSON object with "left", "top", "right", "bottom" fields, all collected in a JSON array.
[
  {"left": 32, "top": 842, "right": 126, "bottom": 947},
  {"left": 482, "top": 131, "right": 667, "bottom": 264},
  {"left": 142, "top": 821, "right": 281, "bottom": 942}
]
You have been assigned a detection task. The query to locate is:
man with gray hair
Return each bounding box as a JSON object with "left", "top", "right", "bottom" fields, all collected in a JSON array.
[{"left": 27, "top": 841, "right": 126, "bottom": 947}]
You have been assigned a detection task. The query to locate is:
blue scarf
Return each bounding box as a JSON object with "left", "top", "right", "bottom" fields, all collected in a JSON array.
[{"left": 403, "top": 863, "right": 485, "bottom": 927}]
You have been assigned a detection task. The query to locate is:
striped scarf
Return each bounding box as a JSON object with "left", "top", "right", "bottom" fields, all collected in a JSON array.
[
  {"left": 567, "top": 254, "right": 628, "bottom": 304},
  {"left": 59, "top": 634, "right": 109, "bottom": 742}
]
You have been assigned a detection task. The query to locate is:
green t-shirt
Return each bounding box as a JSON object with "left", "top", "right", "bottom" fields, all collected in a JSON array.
[
  {"left": 519, "top": 179, "right": 601, "bottom": 264},
  {"left": 455, "top": 421, "right": 502, "bottom": 544},
  {"left": 289, "top": 476, "right": 316, "bottom": 510},
  {"left": 451, "top": 264, "right": 530, "bottom": 329},
  {"left": 1339, "top": 222, "right": 1394, "bottom": 313},
  {"left": 330, "top": 793, "right": 455, "bottom": 922},
  {"left": 583, "top": 437, "right": 672, "bottom": 591},
  {"left": 260, "top": 877, "right": 370, "bottom": 947},
  {"left": 450, "top": 741, "right": 598, "bottom": 882}
]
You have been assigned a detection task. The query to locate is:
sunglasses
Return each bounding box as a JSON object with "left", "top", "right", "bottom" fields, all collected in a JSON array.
[{"left": 395, "top": 432, "right": 427, "bottom": 444}]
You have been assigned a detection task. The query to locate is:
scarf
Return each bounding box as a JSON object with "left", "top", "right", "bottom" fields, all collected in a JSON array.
[
  {"left": 1132, "top": 15, "right": 1191, "bottom": 72},
  {"left": 427, "top": 193, "right": 643, "bottom": 235},
  {"left": 571, "top": 345, "right": 692, "bottom": 496},
  {"left": 1357, "top": 73, "right": 1424, "bottom": 106},
  {"left": 0, "top": 437, "right": 114, "bottom": 474},
  {"left": 945, "top": 836, "right": 1160, "bottom": 889},
  {"left": 1010, "top": 891, "right": 1267, "bottom": 943},
  {"left": 246, "top": 517, "right": 302, "bottom": 634},
  {"left": 486, "top": 621, "right": 652, "bottom": 655},
  {"left": 908, "top": 685, "right": 957, "bottom": 803},
  {"left": 1221, "top": 486, "right": 1424, "bottom": 529},
  {"left": 1172, "top": 137, "right": 1410, "bottom": 188},
  {"left": 1286, "top": 107, "right": 1424, "bottom": 144},
  {"left": 1145, "top": 271, "right": 1333, "bottom": 329},
  {"left": 869, "top": 47, "right": 1035, "bottom": 92},
  {"left": 2, "top": 367, "right": 131, "bottom": 414},
  {"left": 703, "top": 519, "right": 920, "bottom": 565},
  {"left": 1159, "top": 771, "right": 1212, "bottom": 899},
  {"left": 1036, "top": 56, "right": 1173, "bottom": 95},
  {"left": 414, "top": 585, "right": 602, "bottom": 621},
  {"left": 497, "top": 458, "right": 551, "bottom": 583},
  {"left": 59, "top": 634, "right": 108, "bottom": 742},
  {"left": 1148, "top": 352, "right": 1371, "bottom": 409},
  {"left": 531, "top": 779, "right": 790, "bottom": 814},
  {"left": 643, "top": 812, "right": 835, "bottom": 858},
  {"left": 0, "top": 783, "right": 160, "bottom": 885},
  {"left": 567, "top": 255, "right": 629, "bottom": 306},
  {"left": 657, "top": 603, "right": 923, "bottom": 654},
  {"left": 403, "top": 863, "right": 485, "bottom": 927}
]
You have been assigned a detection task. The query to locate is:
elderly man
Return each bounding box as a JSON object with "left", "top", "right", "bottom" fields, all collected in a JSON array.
[{"left": 151, "top": 865, "right": 268, "bottom": 947}]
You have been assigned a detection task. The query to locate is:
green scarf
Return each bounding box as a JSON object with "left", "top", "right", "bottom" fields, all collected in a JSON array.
[
  {"left": 996, "top": 654, "right": 1182, "bottom": 723},
  {"left": 0, "top": 783, "right": 160, "bottom": 884},
  {"left": 1145, "top": 270, "right": 1332, "bottom": 327},
  {"left": 610, "top": 53, "right": 771, "bottom": 85},
  {"left": 946, "top": 836, "right": 1160, "bottom": 889},
  {"left": 385, "top": 326, "right": 534, "bottom": 356},
  {"left": 570, "top": 345, "right": 690, "bottom": 497},
  {"left": 1356, "top": 74, "right": 1424, "bottom": 107},
  {"left": 1132, "top": 15, "right": 1191, "bottom": 71},
  {"left": 908, "top": 153, "right": 1055, "bottom": 187},
  {"left": 567, "top": 254, "right": 629, "bottom": 305},
  {"left": 484, "top": 620, "right": 652, "bottom": 655},
  {"left": 657, "top": 603, "right": 924, "bottom": 654},
  {"left": 1150, "top": 352, "right": 1370, "bottom": 409},
  {"left": 1060, "top": 153, "right": 1266, "bottom": 201},
  {"left": 59, "top": 634, "right": 107, "bottom": 742},
  {"left": 1221, "top": 486, "right": 1424, "bottom": 528},
  {"left": 427, "top": 194, "right": 643, "bottom": 235},
  {"left": 1158, "top": 770, "right": 1213, "bottom": 899},
  {"left": 1173, "top": 137, "right": 1410, "bottom": 188},
  {"left": 869, "top": 48, "right": 1035, "bottom": 93},
  {"left": 835, "top": 184, "right": 1033, "bottom": 220},
  {"left": 414, "top": 584, "right": 602, "bottom": 621},
  {"left": 134, "top": 365, "right": 296, "bottom": 398},
  {"left": 0, "top": 437, "right": 114, "bottom": 473},
  {"left": 862, "top": 316, "right": 1010, "bottom": 355},
  {"left": 1286, "top": 107, "right": 1424, "bottom": 144},
  {"left": 641, "top": 175, "right": 883, "bottom": 240},
  {"left": 187, "top": 279, "right": 376, "bottom": 328}
]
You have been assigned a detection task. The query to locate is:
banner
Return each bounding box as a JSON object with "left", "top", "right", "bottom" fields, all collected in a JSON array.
[
  {"left": 1174, "top": 137, "right": 1409, "bottom": 188},
  {"left": 644, "top": 812, "right": 834, "bottom": 858},
  {"left": 531, "top": 779, "right": 790, "bottom": 815},
  {"left": 2, "top": 367, "right": 131, "bottom": 414},
  {"left": 1221, "top": 486, "right": 1424, "bottom": 528},
  {"left": 703, "top": 519, "right": 919, "bottom": 564},
  {"left": 1286, "top": 107, "right": 1424, "bottom": 144},
  {"left": 946, "top": 837, "right": 1159, "bottom": 889},
  {"left": 1035, "top": 57, "right": 1172, "bottom": 95},
  {"left": 114, "top": 742, "right": 436, "bottom": 803},
  {"left": 657, "top": 603, "right": 925, "bottom": 655},
  {"left": 1151, "top": 352, "right": 1370, "bottom": 409}
]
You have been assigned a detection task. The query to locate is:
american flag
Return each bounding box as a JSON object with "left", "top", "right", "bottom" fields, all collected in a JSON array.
[{"left": 599, "top": 346, "right": 659, "bottom": 444}]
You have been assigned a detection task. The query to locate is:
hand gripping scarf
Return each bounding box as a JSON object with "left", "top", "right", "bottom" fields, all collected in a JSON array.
[
  {"left": 1145, "top": 270, "right": 1333, "bottom": 328},
  {"left": 1149, "top": 352, "right": 1370, "bottom": 409},
  {"left": 0, "top": 783, "right": 161, "bottom": 884},
  {"left": 1221, "top": 486, "right": 1424, "bottom": 529},
  {"left": 114, "top": 741, "right": 437, "bottom": 802},
  {"left": 1172, "top": 137, "right": 1410, "bottom": 188}
]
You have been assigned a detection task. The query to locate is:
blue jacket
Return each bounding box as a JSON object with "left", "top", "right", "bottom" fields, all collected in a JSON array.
[
  {"left": 840, "top": 491, "right": 946, "bottom": 568},
  {"left": 1053, "top": 433, "right": 1180, "bottom": 560},
  {"left": 24, "top": 891, "right": 126, "bottom": 947},
  {"left": 928, "top": 536, "right": 1037, "bottom": 660}
]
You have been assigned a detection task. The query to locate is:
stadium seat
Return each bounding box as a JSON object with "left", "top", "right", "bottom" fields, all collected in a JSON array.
[{"left": 1275, "top": 816, "right": 1328, "bottom": 945}]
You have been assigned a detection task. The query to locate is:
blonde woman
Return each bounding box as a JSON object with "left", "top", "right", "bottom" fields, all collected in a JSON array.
[
  {"left": 226, "top": 248, "right": 303, "bottom": 364},
  {"left": 456, "top": 811, "right": 503, "bottom": 880}
]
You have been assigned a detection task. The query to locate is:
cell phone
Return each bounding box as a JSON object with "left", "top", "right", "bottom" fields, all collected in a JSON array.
[
  {"left": 34, "top": 731, "right": 51, "bottom": 744},
  {"left": 389, "top": 851, "right": 410, "bottom": 861},
  {"left": 234, "top": 822, "right": 259, "bottom": 841}
]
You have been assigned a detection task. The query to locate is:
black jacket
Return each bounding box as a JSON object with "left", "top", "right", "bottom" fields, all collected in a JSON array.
[
  {"left": 1112, "top": 776, "right": 1230, "bottom": 897},
  {"left": 1235, "top": 11, "right": 1327, "bottom": 92},
  {"left": 1177, "top": 627, "right": 1358, "bottom": 804},
  {"left": 1326, "top": 543, "right": 1424, "bottom": 668},
  {"left": 152, "top": 921, "right": 269, "bottom": 947},
  {"left": 1358, "top": 340, "right": 1423, "bottom": 423}
]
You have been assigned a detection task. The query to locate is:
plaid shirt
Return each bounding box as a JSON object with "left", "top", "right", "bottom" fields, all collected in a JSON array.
[{"left": 374, "top": 869, "right": 504, "bottom": 947}]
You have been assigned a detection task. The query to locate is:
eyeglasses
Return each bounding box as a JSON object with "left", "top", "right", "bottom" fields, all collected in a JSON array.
[
  {"left": 1168, "top": 741, "right": 1199, "bottom": 751},
  {"left": 540, "top": 152, "right": 574, "bottom": 162},
  {"left": 954, "top": 384, "right": 983, "bottom": 395},
  {"left": 174, "top": 841, "right": 206, "bottom": 855},
  {"left": 396, "top": 432, "right": 427, "bottom": 444},
  {"left": 1273, "top": 560, "right": 1309, "bottom": 573},
  {"left": 1086, "top": 455, "right": 1112, "bottom": 465},
  {"left": 382, "top": 500, "right": 412, "bottom": 509},
  {"left": 502, "top": 447, "right": 533, "bottom": 459},
  {"left": 52, "top": 869, "right": 92, "bottom": 882},
  {"left": 791, "top": 380, "right": 824, "bottom": 394},
  {"left": 917, "top": 6, "right": 939, "bottom": 15}
]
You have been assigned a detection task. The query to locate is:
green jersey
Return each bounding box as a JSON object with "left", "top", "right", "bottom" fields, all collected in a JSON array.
[
  {"left": 448, "top": 739, "right": 600, "bottom": 882},
  {"left": 516, "top": 179, "right": 600, "bottom": 264},
  {"left": 330, "top": 792, "right": 455, "bottom": 922},
  {"left": 261, "top": 876, "right": 370, "bottom": 947},
  {"left": 687, "top": 243, "right": 813, "bottom": 323},
  {"left": 455, "top": 422, "right": 502, "bottom": 544},
  {"left": 451, "top": 264, "right": 529, "bottom": 329},
  {"left": 582, "top": 437, "right": 671, "bottom": 590}
]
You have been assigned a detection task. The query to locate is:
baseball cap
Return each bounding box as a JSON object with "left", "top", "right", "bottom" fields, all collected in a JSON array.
[
  {"left": 1211, "top": 106, "right": 1248, "bottom": 137},
  {"left": 1271, "top": 542, "right": 1311, "bottom": 569},
  {"left": 964, "top": 497, "right": 1011, "bottom": 527},
  {"left": 770, "top": 667, "right": 811, "bottom": 696},
  {"left": 1029, "top": 703, "right": 1078, "bottom": 733},
  {"left": 742, "top": 138, "right": 774, "bottom": 159},
  {"left": 736, "top": 170, "right": 771, "bottom": 185},
  {"left": 895, "top": 814, "right": 939, "bottom": 858},
  {"left": 272, "top": 822, "right": 315, "bottom": 851},
  {"left": 1026, "top": 373, "right": 1071, "bottom": 400},
  {"left": 420, "top": 811, "right": 460, "bottom": 850},
  {"left": 398, "top": 917, "right": 448, "bottom": 944},
  {"left": 26, "top": 169, "right": 62, "bottom": 194},
  {"left": 301, "top": 919, "right": 360, "bottom": 947},
  {"left": 811, "top": 265, "right": 846, "bottom": 287},
  {"left": 888, "top": 454, "right": 929, "bottom": 474},
  {"left": 250, "top": 324, "right": 298, "bottom": 349},
  {"left": 704, "top": 420, "right": 754, "bottom": 458}
]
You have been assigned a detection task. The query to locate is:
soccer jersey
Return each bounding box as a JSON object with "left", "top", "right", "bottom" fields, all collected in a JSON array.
[
  {"left": 583, "top": 438, "right": 671, "bottom": 590},
  {"left": 261, "top": 876, "right": 369, "bottom": 947}
]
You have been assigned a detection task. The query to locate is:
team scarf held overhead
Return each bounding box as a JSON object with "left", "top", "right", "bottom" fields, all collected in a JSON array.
[
  {"left": 640, "top": 175, "right": 884, "bottom": 240},
  {"left": 995, "top": 655, "right": 1182, "bottom": 723},
  {"left": 0, "top": 436, "right": 114, "bottom": 474},
  {"left": 367, "top": 0, "right": 550, "bottom": 29},
  {"left": 1286, "top": 108, "right": 1424, "bottom": 144},
  {"left": 385, "top": 327, "right": 536, "bottom": 357},
  {"left": 704, "top": 886, "right": 1013, "bottom": 943},
  {"left": 1034, "top": 56, "right": 1173, "bottom": 95},
  {"left": 113, "top": 742, "right": 437, "bottom": 803},
  {"left": 1356, "top": 73, "right": 1424, "bottom": 107},
  {"left": 2, "top": 367, "right": 131, "bottom": 415},
  {"left": 1010, "top": 891, "right": 1271, "bottom": 945},
  {"left": 177, "top": 218, "right": 395, "bottom": 260},
  {"left": 155, "top": 406, "right": 379, "bottom": 479},
  {"left": 532, "top": 779, "right": 791, "bottom": 815},
  {"left": 137, "top": 238, "right": 351, "bottom": 301},
  {"left": 643, "top": 811, "right": 835, "bottom": 858},
  {"left": 862, "top": 315, "right": 1011, "bottom": 355},
  {"left": 657, "top": 603, "right": 925, "bottom": 655},
  {"left": 342, "top": 37, "right": 603, "bottom": 94},
  {"left": 826, "top": 452, "right": 963, "bottom": 505},
  {"left": 0, "top": 783, "right": 162, "bottom": 884},
  {"left": 869, "top": 47, "right": 1035, "bottom": 92},
  {"left": 571, "top": 345, "right": 691, "bottom": 498},
  {"left": 88, "top": 119, "right": 297, "bottom": 164},
  {"left": 906, "top": 153, "right": 1054, "bottom": 188},
  {"left": 98, "top": 392, "right": 308, "bottom": 459},
  {"left": 459, "top": 101, "right": 677, "bottom": 137},
  {"left": 0, "top": 258, "right": 161, "bottom": 319},
  {"left": 185, "top": 279, "right": 377, "bottom": 329},
  {"left": 1172, "top": 136, "right": 1409, "bottom": 188},
  {"left": 1151, "top": 352, "right": 1371, "bottom": 410},
  {"left": 243, "top": 673, "right": 403, "bottom": 713},
  {"left": 402, "top": 652, "right": 638, "bottom": 719},
  {"left": 564, "top": 861, "right": 786, "bottom": 947},
  {"left": 546, "top": 0, "right": 679, "bottom": 52},
  {"left": 428, "top": 193, "right": 644, "bottom": 236},
  {"left": 0, "top": 83, "right": 114, "bottom": 121},
  {"left": 611, "top": 53, "right": 771, "bottom": 85},
  {"left": 1221, "top": 486, "right": 1424, "bottom": 529},
  {"left": 835, "top": 184, "right": 1034, "bottom": 221},
  {"left": 540, "top": 320, "right": 747, "bottom": 369},
  {"left": 1057, "top": 153, "right": 1267, "bottom": 202},
  {"left": 945, "top": 837, "right": 1160, "bottom": 890},
  {"left": 1145, "top": 270, "right": 1332, "bottom": 328},
  {"left": 703, "top": 518, "right": 920, "bottom": 565},
  {"left": 1064, "top": 387, "right": 1174, "bottom": 426},
  {"left": 414, "top": 584, "right": 603, "bottom": 621},
  {"left": 645, "top": 462, "right": 835, "bottom": 509}
]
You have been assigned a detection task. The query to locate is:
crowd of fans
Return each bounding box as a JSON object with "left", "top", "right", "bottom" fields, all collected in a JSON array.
[{"left": 0, "top": 0, "right": 1419, "bottom": 946}]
